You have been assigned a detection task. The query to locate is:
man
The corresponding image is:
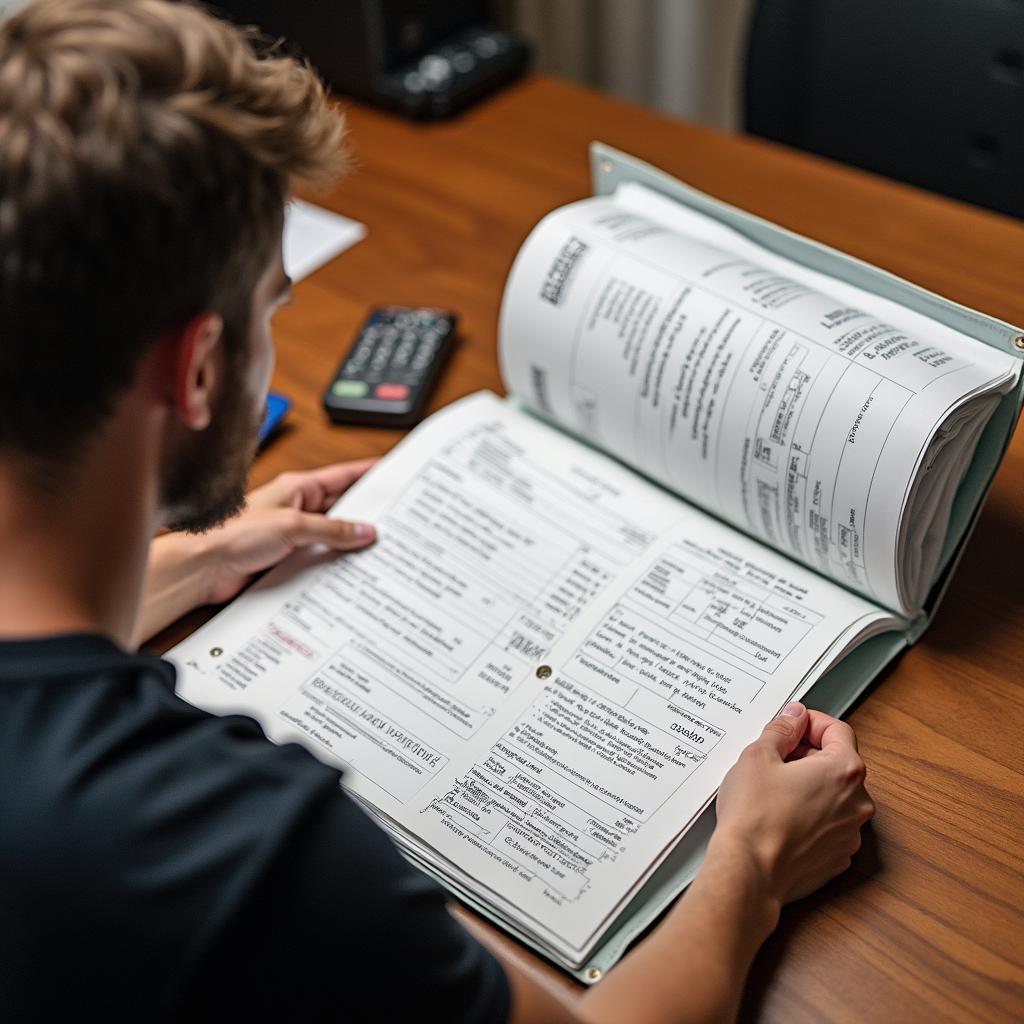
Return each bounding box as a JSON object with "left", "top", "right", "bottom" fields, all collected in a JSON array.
[{"left": 0, "top": 2, "right": 875, "bottom": 1021}]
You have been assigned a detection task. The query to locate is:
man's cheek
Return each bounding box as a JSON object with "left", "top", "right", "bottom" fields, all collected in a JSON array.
[{"left": 253, "top": 326, "right": 275, "bottom": 399}]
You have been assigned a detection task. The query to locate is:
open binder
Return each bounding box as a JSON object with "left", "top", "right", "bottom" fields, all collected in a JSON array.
[{"left": 426, "top": 142, "right": 1024, "bottom": 982}]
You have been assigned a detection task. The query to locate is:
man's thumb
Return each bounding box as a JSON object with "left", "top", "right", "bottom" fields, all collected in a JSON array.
[{"left": 758, "top": 702, "right": 808, "bottom": 758}]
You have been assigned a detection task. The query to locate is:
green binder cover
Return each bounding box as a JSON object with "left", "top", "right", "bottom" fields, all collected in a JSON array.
[{"left": 435, "top": 143, "right": 1024, "bottom": 984}]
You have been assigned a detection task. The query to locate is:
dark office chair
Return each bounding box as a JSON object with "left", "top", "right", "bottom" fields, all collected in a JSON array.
[{"left": 745, "top": 0, "right": 1024, "bottom": 219}]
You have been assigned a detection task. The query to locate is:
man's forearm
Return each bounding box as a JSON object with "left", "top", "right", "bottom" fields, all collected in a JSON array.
[
  {"left": 133, "top": 532, "right": 212, "bottom": 647},
  {"left": 484, "top": 831, "right": 779, "bottom": 1024},
  {"left": 576, "top": 833, "right": 778, "bottom": 1024}
]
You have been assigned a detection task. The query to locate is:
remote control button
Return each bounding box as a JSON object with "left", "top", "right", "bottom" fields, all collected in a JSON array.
[
  {"left": 333, "top": 380, "right": 369, "bottom": 398},
  {"left": 472, "top": 34, "right": 502, "bottom": 58},
  {"left": 452, "top": 51, "right": 475, "bottom": 74},
  {"left": 419, "top": 55, "right": 452, "bottom": 85},
  {"left": 403, "top": 71, "right": 425, "bottom": 94},
  {"left": 376, "top": 383, "right": 410, "bottom": 400}
]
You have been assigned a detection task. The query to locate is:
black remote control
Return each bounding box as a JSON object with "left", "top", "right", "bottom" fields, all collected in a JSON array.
[{"left": 322, "top": 306, "right": 457, "bottom": 428}]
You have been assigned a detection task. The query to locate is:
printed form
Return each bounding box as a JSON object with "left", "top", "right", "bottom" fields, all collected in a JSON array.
[
  {"left": 499, "top": 186, "right": 1017, "bottom": 615},
  {"left": 172, "top": 393, "right": 893, "bottom": 960}
]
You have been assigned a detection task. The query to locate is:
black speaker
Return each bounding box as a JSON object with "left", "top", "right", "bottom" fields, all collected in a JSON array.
[{"left": 210, "top": 0, "right": 530, "bottom": 119}]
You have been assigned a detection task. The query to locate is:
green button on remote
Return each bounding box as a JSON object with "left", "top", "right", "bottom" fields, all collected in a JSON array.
[{"left": 332, "top": 379, "right": 369, "bottom": 398}]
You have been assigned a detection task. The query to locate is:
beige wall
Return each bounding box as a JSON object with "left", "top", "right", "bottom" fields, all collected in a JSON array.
[{"left": 497, "top": 0, "right": 755, "bottom": 132}]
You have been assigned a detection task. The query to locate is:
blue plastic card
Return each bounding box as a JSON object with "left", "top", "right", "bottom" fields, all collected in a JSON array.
[{"left": 259, "top": 391, "right": 291, "bottom": 444}]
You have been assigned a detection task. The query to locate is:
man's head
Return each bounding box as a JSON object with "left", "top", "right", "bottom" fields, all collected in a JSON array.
[{"left": 0, "top": 0, "right": 346, "bottom": 529}]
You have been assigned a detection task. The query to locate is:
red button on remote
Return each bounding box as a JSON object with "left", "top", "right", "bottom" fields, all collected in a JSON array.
[{"left": 375, "top": 383, "right": 410, "bottom": 400}]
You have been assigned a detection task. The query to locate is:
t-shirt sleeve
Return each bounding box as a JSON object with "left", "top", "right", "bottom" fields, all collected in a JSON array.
[{"left": 176, "top": 778, "right": 511, "bottom": 1024}]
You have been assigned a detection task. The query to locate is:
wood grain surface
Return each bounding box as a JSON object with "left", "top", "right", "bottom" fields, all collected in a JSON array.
[{"left": 154, "top": 76, "right": 1024, "bottom": 1023}]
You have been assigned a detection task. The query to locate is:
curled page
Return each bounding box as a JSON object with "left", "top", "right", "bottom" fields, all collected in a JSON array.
[{"left": 499, "top": 184, "right": 1018, "bottom": 615}]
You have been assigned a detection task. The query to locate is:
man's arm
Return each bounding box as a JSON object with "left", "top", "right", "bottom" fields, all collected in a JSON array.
[
  {"left": 472, "top": 703, "right": 875, "bottom": 1024},
  {"left": 461, "top": 839, "right": 775, "bottom": 1024},
  {"left": 135, "top": 459, "right": 378, "bottom": 646}
]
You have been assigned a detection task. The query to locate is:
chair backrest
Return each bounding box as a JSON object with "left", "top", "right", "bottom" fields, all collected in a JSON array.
[{"left": 745, "top": 0, "right": 1024, "bottom": 219}]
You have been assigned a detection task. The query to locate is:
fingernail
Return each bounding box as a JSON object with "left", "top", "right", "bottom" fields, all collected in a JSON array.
[
  {"left": 352, "top": 523, "right": 375, "bottom": 540},
  {"left": 780, "top": 701, "right": 804, "bottom": 717}
]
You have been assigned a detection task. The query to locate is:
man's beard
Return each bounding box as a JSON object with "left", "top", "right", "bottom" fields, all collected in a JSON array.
[{"left": 160, "top": 347, "right": 264, "bottom": 534}]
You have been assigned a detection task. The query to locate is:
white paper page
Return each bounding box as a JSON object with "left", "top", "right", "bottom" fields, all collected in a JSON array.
[
  {"left": 282, "top": 199, "right": 366, "bottom": 283},
  {"left": 171, "top": 393, "right": 685, "bottom": 818},
  {"left": 405, "top": 527, "right": 890, "bottom": 959},
  {"left": 170, "top": 392, "right": 895, "bottom": 960},
  {"left": 498, "top": 189, "right": 1017, "bottom": 615}
]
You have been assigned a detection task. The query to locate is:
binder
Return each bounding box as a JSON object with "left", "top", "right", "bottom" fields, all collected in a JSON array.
[{"left": 435, "top": 143, "right": 1024, "bottom": 983}]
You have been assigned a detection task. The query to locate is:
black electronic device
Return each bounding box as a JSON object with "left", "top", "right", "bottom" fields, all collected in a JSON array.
[
  {"left": 323, "top": 305, "right": 457, "bottom": 427},
  {"left": 210, "top": 1, "right": 530, "bottom": 119}
]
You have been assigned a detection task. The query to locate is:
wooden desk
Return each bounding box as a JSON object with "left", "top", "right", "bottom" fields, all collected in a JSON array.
[{"left": 159, "top": 76, "right": 1024, "bottom": 1023}]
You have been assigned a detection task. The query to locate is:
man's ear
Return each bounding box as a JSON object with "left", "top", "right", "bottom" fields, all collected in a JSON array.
[{"left": 169, "top": 312, "right": 224, "bottom": 431}]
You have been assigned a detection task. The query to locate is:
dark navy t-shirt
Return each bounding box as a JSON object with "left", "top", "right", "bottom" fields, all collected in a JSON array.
[{"left": 0, "top": 634, "right": 509, "bottom": 1022}]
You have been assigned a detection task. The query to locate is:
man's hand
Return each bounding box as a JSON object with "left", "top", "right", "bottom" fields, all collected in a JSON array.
[
  {"left": 712, "top": 702, "right": 876, "bottom": 907},
  {"left": 497, "top": 704, "right": 876, "bottom": 1024},
  {"left": 201, "top": 459, "right": 378, "bottom": 605},
  {"left": 137, "top": 459, "right": 378, "bottom": 645}
]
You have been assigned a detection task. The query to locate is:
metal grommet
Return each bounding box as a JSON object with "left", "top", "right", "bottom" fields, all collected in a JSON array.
[
  {"left": 600, "top": 159, "right": 614, "bottom": 174},
  {"left": 209, "top": 647, "right": 223, "bottom": 657},
  {"left": 1014, "top": 335, "right": 1024, "bottom": 351},
  {"left": 587, "top": 967, "right": 602, "bottom": 981},
  {"left": 535, "top": 664, "right": 552, "bottom": 679}
]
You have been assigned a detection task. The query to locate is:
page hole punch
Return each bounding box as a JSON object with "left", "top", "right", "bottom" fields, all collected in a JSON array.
[{"left": 535, "top": 664, "right": 552, "bottom": 679}]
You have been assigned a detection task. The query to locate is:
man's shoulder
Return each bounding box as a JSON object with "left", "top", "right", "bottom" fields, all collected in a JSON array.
[
  {"left": 0, "top": 632, "right": 340, "bottom": 827},
  {"left": 0, "top": 634, "right": 344, "bottom": 989}
]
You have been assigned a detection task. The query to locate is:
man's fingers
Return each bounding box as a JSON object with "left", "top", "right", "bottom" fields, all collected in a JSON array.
[
  {"left": 803, "top": 710, "right": 858, "bottom": 753},
  {"left": 250, "top": 459, "right": 381, "bottom": 513},
  {"left": 786, "top": 740, "right": 820, "bottom": 761},
  {"left": 756, "top": 701, "right": 809, "bottom": 759},
  {"left": 279, "top": 510, "right": 376, "bottom": 551},
  {"left": 303, "top": 459, "right": 380, "bottom": 509}
]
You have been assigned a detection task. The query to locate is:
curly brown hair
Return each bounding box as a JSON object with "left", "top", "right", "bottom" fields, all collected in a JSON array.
[{"left": 0, "top": 0, "right": 348, "bottom": 474}]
